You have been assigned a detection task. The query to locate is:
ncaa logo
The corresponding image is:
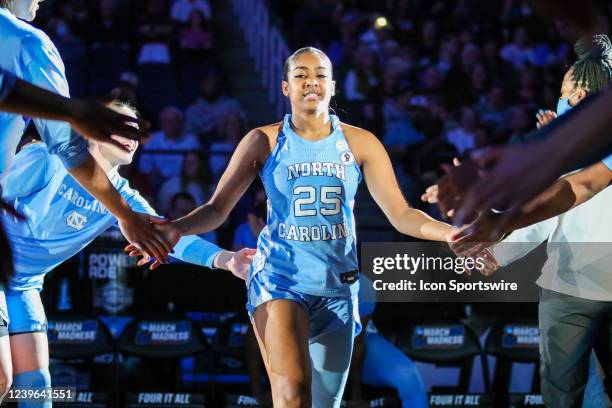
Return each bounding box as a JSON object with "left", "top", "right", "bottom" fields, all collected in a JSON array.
[
  {"left": 339, "top": 150, "right": 354, "bottom": 166},
  {"left": 66, "top": 211, "right": 88, "bottom": 230}
]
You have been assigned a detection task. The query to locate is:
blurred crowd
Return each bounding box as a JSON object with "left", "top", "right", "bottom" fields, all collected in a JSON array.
[
  {"left": 27, "top": 0, "right": 612, "bottom": 249},
  {"left": 275, "top": 0, "right": 612, "bottom": 218},
  {"left": 30, "top": 0, "right": 254, "bottom": 249}
]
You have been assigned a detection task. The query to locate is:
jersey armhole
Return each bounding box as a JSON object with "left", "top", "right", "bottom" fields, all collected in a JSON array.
[{"left": 257, "top": 122, "right": 282, "bottom": 174}]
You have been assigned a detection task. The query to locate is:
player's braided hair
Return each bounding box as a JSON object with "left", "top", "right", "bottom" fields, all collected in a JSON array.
[
  {"left": 283, "top": 47, "right": 333, "bottom": 80},
  {"left": 572, "top": 34, "right": 612, "bottom": 92}
]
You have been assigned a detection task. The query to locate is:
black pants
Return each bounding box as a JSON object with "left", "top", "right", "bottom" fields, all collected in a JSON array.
[{"left": 539, "top": 288, "right": 612, "bottom": 407}]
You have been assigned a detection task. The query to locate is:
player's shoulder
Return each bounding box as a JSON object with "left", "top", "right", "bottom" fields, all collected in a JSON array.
[
  {"left": 339, "top": 121, "right": 380, "bottom": 154},
  {"left": 16, "top": 141, "right": 62, "bottom": 176},
  {"left": 242, "top": 121, "right": 283, "bottom": 149},
  {"left": 4, "top": 17, "right": 51, "bottom": 47},
  {"left": 339, "top": 121, "right": 377, "bottom": 142},
  {"left": 0, "top": 9, "right": 32, "bottom": 37},
  {"left": 19, "top": 141, "right": 51, "bottom": 159}
]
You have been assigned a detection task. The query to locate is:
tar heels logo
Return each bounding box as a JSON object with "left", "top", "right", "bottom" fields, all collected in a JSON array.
[
  {"left": 340, "top": 150, "right": 354, "bottom": 166},
  {"left": 66, "top": 211, "right": 88, "bottom": 230}
]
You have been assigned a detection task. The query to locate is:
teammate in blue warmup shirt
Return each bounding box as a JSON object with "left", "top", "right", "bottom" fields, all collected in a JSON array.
[
  {"left": 1, "top": 101, "right": 255, "bottom": 407},
  {"left": 0, "top": 3, "right": 176, "bottom": 365},
  {"left": 129, "top": 47, "right": 458, "bottom": 408}
]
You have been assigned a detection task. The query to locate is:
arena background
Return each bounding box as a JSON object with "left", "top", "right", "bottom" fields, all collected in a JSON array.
[{"left": 15, "top": 0, "right": 612, "bottom": 406}]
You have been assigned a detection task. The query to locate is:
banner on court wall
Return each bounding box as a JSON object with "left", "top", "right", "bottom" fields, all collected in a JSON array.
[
  {"left": 360, "top": 242, "right": 612, "bottom": 302},
  {"left": 82, "top": 233, "right": 141, "bottom": 315}
]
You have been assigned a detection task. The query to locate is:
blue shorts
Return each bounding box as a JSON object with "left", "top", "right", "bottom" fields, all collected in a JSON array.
[
  {"left": 246, "top": 271, "right": 361, "bottom": 343},
  {"left": 6, "top": 289, "right": 47, "bottom": 334}
]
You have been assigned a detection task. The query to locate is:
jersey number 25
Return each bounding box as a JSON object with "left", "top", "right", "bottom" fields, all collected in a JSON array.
[{"left": 293, "top": 186, "right": 342, "bottom": 217}]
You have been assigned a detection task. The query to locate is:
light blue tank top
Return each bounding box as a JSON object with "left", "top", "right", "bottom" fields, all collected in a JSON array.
[{"left": 248, "top": 114, "right": 362, "bottom": 297}]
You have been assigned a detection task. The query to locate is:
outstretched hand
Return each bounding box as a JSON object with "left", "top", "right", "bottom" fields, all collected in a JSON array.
[
  {"left": 122, "top": 216, "right": 182, "bottom": 269},
  {"left": 536, "top": 109, "right": 557, "bottom": 129},
  {"left": 118, "top": 214, "right": 176, "bottom": 265},
  {"left": 473, "top": 248, "right": 500, "bottom": 277},
  {"left": 453, "top": 141, "right": 556, "bottom": 225},
  {"left": 436, "top": 158, "right": 480, "bottom": 222},
  {"left": 226, "top": 248, "right": 257, "bottom": 280},
  {"left": 422, "top": 158, "right": 462, "bottom": 218},
  {"left": 448, "top": 212, "right": 505, "bottom": 258},
  {"left": 67, "top": 96, "right": 150, "bottom": 151}
]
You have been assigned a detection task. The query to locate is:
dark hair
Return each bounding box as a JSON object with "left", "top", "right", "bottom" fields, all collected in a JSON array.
[
  {"left": 571, "top": 34, "right": 612, "bottom": 93},
  {"left": 180, "top": 151, "right": 212, "bottom": 194},
  {"left": 171, "top": 191, "right": 196, "bottom": 208},
  {"left": 283, "top": 46, "right": 333, "bottom": 80}
]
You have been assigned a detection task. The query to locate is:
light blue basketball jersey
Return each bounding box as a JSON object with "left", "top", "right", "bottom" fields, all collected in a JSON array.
[
  {"left": 0, "top": 7, "right": 89, "bottom": 186},
  {"left": 2, "top": 143, "right": 221, "bottom": 291},
  {"left": 0, "top": 68, "right": 16, "bottom": 102},
  {"left": 249, "top": 115, "right": 362, "bottom": 297}
]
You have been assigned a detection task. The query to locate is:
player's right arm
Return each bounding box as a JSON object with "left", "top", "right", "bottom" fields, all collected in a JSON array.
[
  {"left": 171, "top": 127, "right": 273, "bottom": 236},
  {"left": 506, "top": 160, "right": 612, "bottom": 231},
  {"left": 484, "top": 216, "right": 556, "bottom": 275},
  {"left": 20, "top": 35, "right": 172, "bottom": 262},
  {"left": 450, "top": 159, "right": 612, "bottom": 250}
]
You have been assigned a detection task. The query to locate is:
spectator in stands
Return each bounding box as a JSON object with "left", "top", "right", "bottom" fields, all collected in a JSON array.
[
  {"left": 478, "top": 86, "right": 510, "bottom": 130},
  {"left": 139, "top": 106, "right": 200, "bottom": 182},
  {"left": 343, "top": 45, "right": 381, "bottom": 102},
  {"left": 515, "top": 67, "right": 541, "bottom": 110},
  {"left": 327, "top": 13, "right": 359, "bottom": 70},
  {"left": 436, "top": 35, "right": 459, "bottom": 76},
  {"left": 55, "top": 0, "right": 91, "bottom": 40},
  {"left": 178, "top": 9, "right": 213, "bottom": 60},
  {"left": 209, "top": 111, "right": 246, "bottom": 181},
  {"left": 233, "top": 188, "right": 266, "bottom": 251},
  {"left": 444, "top": 106, "right": 485, "bottom": 154},
  {"left": 359, "top": 16, "right": 393, "bottom": 54},
  {"left": 168, "top": 191, "right": 216, "bottom": 244},
  {"left": 500, "top": 25, "right": 536, "bottom": 69},
  {"left": 88, "top": 0, "right": 130, "bottom": 46},
  {"left": 184, "top": 71, "right": 243, "bottom": 136},
  {"left": 171, "top": 0, "right": 211, "bottom": 23},
  {"left": 417, "top": 20, "right": 440, "bottom": 66},
  {"left": 156, "top": 151, "right": 214, "bottom": 214},
  {"left": 136, "top": 0, "right": 175, "bottom": 65},
  {"left": 382, "top": 83, "right": 425, "bottom": 154},
  {"left": 504, "top": 106, "right": 534, "bottom": 143}
]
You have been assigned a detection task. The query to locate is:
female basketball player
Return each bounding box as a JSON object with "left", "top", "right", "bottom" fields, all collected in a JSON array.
[
  {"left": 1, "top": 101, "right": 255, "bottom": 407},
  {"left": 0, "top": 0, "right": 172, "bottom": 269},
  {"left": 130, "top": 47, "right": 457, "bottom": 407}
]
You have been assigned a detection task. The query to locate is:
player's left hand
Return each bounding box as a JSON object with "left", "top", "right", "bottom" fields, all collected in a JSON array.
[
  {"left": 67, "top": 96, "right": 150, "bottom": 148},
  {"left": 448, "top": 212, "right": 505, "bottom": 257},
  {"left": 454, "top": 140, "right": 556, "bottom": 226},
  {"left": 124, "top": 216, "right": 182, "bottom": 269},
  {"left": 226, "top": 248, "right": 257, "bottom": 280},
  {"left": 436, "top": 158, "right": 480, "bottom": 221},
  {"left": 473, "top": 248, "right": 500, "bottom": 277},
  {"left": 150, "top": 217, "right": 182, "bottom": 248}
]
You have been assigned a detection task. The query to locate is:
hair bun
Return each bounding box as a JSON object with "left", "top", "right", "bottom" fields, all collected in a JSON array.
[{"left": 574, "top": 34, "right": 612, "bottom": 62}]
